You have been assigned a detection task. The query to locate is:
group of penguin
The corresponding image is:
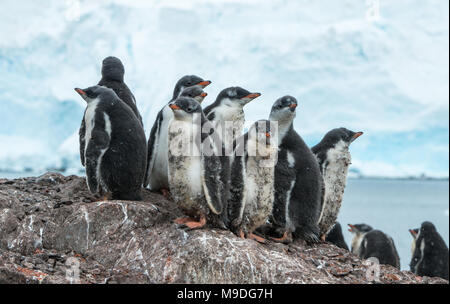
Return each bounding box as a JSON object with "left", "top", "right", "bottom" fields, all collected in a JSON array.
[
  {"left": 327, "top": 221, "right": 449, "bottom": 280},
  {"left": 74, "top": 56, "right": 448, "bottom": 280}
]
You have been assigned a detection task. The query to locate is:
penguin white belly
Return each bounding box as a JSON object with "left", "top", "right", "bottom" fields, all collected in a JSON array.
[
  {"left": 318, "top": 141, "right": 351, "bottom": 235},
  {"left": 150, "top": 105, "right": 172, "bottom": 190},
  {"left": 212, "top": 107, "right": 244, "bottom": 143},
  {"left": 168, "top": 120, "right": 205, "bottom": 215},
  {"left": 351, "top": 233, "right": 366, "bottom": 256},
  {"left": 83, "top": 98, "right": 100, "bottom": 155},
  {"left": 242, "top": 156, "right": 275, "bottom": 233}
]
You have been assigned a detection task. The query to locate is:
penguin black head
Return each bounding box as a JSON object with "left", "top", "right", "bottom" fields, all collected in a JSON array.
[
  {"left": 420, "top": 221, "right": 437, "bottom": 237},
  {"left": 173, "top": 75, "right": 211, "bottom": 99},
  {"left": 169, "top": 97, "right": 202, "bottom": 121},
  {"left": 215, "top": 87, "right": 261, "bottom": 108},
  {"left": 180, "top": 85, "right": 208, "bottom": 103},
  {"left": 248, "top": 119, "right": 274, "bottom": 146},
  {"left": 269, "top": 95, "right": 298, "bottom": 122},
  {"left": 74, "top": 85, "right": 116, "bottom": 103},
  {"left": 409, "top": 228, "right": 419, "bottom": 239},
  {"left": 348, "top": 223, "right": 373, "bottom": 234},
  {"left": 320, "top": 128, "right": 363, "bottom": 149},
  {"left": 101, "top": 56, "right": 125, "bottom": 82}
]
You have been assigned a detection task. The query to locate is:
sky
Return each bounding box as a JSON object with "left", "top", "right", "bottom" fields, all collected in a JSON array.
[{"left": 0, "top": 0, "right": 448, "bottom": 177}]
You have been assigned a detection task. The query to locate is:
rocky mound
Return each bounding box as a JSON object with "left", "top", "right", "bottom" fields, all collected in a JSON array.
[{"left": 0, "top": 172, "right": 447, "bottom": 284}]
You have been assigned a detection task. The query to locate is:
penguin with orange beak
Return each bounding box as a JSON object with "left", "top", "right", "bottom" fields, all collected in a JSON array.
[
  {"left": 167, "top": 96, "right": 228, "bottom": 230},
  {"left": 144, "top": 75, "right": 211, "bottom": 197},
  {"left": 311, "top": 128, "right": 363, "bottom": 240},
  {"left": 228, "top": 120, "right": 278, "bottom": 243},
  {"left": 262, "top": 95, "right": 324, "bottom": 243}
]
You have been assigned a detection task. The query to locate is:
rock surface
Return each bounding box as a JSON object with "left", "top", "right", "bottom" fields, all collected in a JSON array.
[{"left": 0, "top": 172, "right": 447, "bottom": 284}]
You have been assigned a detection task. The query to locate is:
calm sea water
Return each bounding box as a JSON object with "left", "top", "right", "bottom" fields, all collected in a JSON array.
[
  {"left": 1, "top": 172, "right": 449, "bottom": 270},
  {"left": 339, "top": 178, "right": 449, "bottom": 270}
]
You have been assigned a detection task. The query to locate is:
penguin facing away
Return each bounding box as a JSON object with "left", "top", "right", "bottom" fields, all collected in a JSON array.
[
  {"left": 228, "top": 120, "right": 277, "bottom": 243},
  {"left": 144, "top": 75, "right": 211, "bottom": 195},
  {"left": 325, "top": 222, "right": 349, "bottom": 250},
  {"left": 74, "top": 85, "right": 147, "bottom": 201},
  {"left": 410, "top": 221, "right": 449, "bottom": 280},
  {"left": 266, "top": 96, "right": 323, "bottom": 243},
  {"left": 79, "top": 56, "right": 142, "bottom": 167},
  {"left": 311, "top": 128, "right": 363, "bottom": 240},
  {"left": 348, "top": 224, "right": 400, "bottom": 269},
  {"left": 167, "top": 96, "right": 228, "bottom": 229}
]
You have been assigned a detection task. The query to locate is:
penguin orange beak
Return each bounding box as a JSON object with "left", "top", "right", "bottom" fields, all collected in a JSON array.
[
  {"left": 289, "top": 103, "right": 297, "bottom": 109},
  {"left": 243, "top": 93, "right": 261, "bottom": 100},
  {"left": 200, "top": 92, "right": 207, "bottom": 97},
  {"left": 348, "top": 224, "right": 356, "bottom": 232},
  {"left": 74, "top": 88, "right": 86, "bottom": 96},
  {"left": 265, "top": 132, "right": 271, "bottom": 138},
  {"left": 352, "top": 132, "right": 364, "bottom": 141},
  {"left": 197, "top": 80, "right": 211, "bottom": 88},
  {"left": 409, "top": 229, "right": 418, "bottom": 237},
  {"left": 169, "top": 104, "right": 181, "bottom": 110}
]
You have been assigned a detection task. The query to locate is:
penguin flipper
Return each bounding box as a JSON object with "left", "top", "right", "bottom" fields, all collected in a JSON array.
[
  {"left": 85, "top": 128, "right": 110, "bottom": 194},
  {"left": 79, "top": 113, "right": 86, "bottom": 167},
  {"left": 228, "top": 153, "right": 246, "bottom": 231},
  {"left": 144, "top": 109, "right": 163, "bottom": 187},
  {"left": 201, "top": 153, "right": 224, "bottom": 215}
]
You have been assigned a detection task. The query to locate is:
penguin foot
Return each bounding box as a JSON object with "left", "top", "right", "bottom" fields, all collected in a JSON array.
[
  {"left": 271, "top": 231, "right": 292, "bottom": 244},
  {"left": 179, "top": 216, "right": 206, "bottom": 230},
  {"left": 173, "top": 217, "right": 195, "bottom": 225},
  {"left": 161, "top": 188, "right": 171, "bottom": 199},
  {"left": 248, "top": 233, "right": 267, "bottom": 244}
]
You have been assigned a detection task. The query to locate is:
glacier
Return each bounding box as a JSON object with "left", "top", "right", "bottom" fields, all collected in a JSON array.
[{"left": 0, "top": 0, "right": 448, "bottom": 178}]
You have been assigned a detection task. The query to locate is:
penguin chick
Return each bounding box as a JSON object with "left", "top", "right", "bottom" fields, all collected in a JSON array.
[
  {"left": 167, "top": 97, "right": 227, "bottom": 229},
  {"left": 179, "top": 85, "right": 208, "bottom": 103},
  {"left": 203, "top": 87, "right": 260, "bottom": 150},
  {"left": 410, "top": 221, "right": 449, "bottom": 280},
  {"left": 79, "top": 56, "right": 142, "bottom": 167},
  {"left": 325, "top": 222, "right": 349, "bottom": 250},
  {"left": 229, "top": 120, "right": 277, "bottom": 243},
  {"left": 74, "top": 85, "right": 147, "bottom": 201},
  {"left": 312, "top": 128, "right": 363, "bottom": 240},
  {"left": 348, "top": 223, "right": 400, "bottom": 269},
  {"left": 144, "top": 75, "right": 211, "bottom": 194},
  {"left": 267, "top": 96, "right": 323, "bottom": 243}
]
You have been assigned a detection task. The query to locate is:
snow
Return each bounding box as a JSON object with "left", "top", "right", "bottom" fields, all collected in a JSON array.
[{"left": 0, "top": 0, "right": 448, "bottom": 178}]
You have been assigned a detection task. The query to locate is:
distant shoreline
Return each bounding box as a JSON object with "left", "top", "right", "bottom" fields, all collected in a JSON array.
[{"left": 0, "top": 170, "right": 448, "bottom": 182}]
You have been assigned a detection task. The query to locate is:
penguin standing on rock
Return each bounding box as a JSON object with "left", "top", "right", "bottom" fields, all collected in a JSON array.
[
  {"left": 348, "top": 223, "right": 400, "bottom": 269},
  {"left": 79, "top": 56, "right": 142, "bottom": 167},
  {"left": 325, "top": 222, "right": 349, "bottom": 250},
  {"left": 311, "top": 128, "right": 363, "bottom": 240},
  {"left": 265, "top": 96, "right": 323, "bottom": 243},
  {"left": 410, "top": 221, "right": 449, "bottom": 280},
  {"left": 167, "top": 97, "right": 228, "bottom": 229},
  {"left": 229, "top": 120, "right": 277, "bottom": 243},
  {"left": 74, "top": 85, "right": 147, "bottom": 201},
  {"left": 144, "top": 75, "right": 211, "bottom": 196}
]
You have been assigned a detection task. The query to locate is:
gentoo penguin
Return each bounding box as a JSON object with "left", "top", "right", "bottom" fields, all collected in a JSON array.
[
  {"left": 144, "top": 75, "right": 211, "bottom": 195},
  {"left": 167, "top": 96, "right": 228, "bottom": 229},
  {"left": 79, "top": 56, "right": 142, "bottom": 167},
  {"left": 265, "top": 96, "right": 323, "bottom": 243},
  {"left": 311, "top": 128, "right": 363, "bottom": 239},
  {"left": 74, "top": 85, "right": 147, "bottom": 201},
  {"left": 409, "top": 228, "right": 419, "bottom": 256},
  {"left": 229, "top": 120, "right": 278, "bottom": 243},
  {"left": 410, "top": 221, "right": 449, "bottom": 280},
  {"left": 203, "top": 87, "right": 260, "bottom": 151},
  {"left": 348, "top": 224, "right": 400, "bottom": 269},
  {"left": 325, "top": 222, "right": 349, "bottom": 250}
]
